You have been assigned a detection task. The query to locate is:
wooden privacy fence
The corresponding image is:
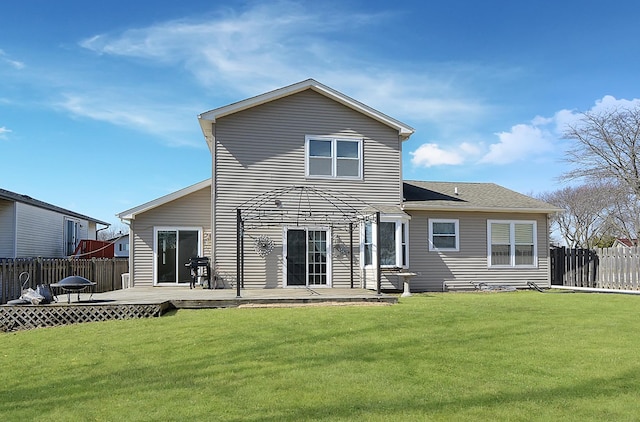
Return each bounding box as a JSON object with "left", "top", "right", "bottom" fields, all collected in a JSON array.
[
  {"left": 551, "top": 246, "right": 640, "bottom": 290},
  {"left": 0, "top": 257, "right": 129, "bottom": 304}
]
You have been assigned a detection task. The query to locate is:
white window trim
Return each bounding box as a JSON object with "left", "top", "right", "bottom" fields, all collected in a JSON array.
[
  {"left": 361, "top": 215, "right": 410, "bottom": 269},
  {"left": 428, "top": 218, "right": 460, "bottom": 252},
  {"left": 153, "top": 226, "right": 203, "bottom": 285},
  {"left": 487, "top": 220, "right": 538, "bottom": 268},
  {"left": 305, "top": 135, "right": 363, "bottom": 180}
]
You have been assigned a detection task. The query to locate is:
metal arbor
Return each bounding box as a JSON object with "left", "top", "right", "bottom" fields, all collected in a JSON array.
[{"left": 234, "top": 186, "right": 382, "bottom": 297}]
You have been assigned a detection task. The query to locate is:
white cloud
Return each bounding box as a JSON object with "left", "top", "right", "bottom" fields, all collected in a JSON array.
[
  {"left": 478, "top": 95, "right": 640, "bottom": 165},
  {"left": 55, "top": 93, "right": 202, "bottom": 147},
  {"left": 480, "top": 124, "right": 554, "bottom": 164},
  {"left": 0, "top": 126, "right": 11, "bottom": 139},
  {"left": 0, "top": 49, "right": 25, "bottom": 69},
  {"left": 411, "top": 143, "right": 467, "bottom": 167},
  {"left": 78, "top": 2, "right": 491, "bottom": 128}
]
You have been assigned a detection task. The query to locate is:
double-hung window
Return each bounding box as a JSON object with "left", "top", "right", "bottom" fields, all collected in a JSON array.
[
  {"left": 362, "top": 216, "right": 409, "bottom": 268},
  {"left": 429, "top": 219, "right": 459, "bottom": 251},
  {"left": 487, "top": 220, "right": 537, "bottom": 268},
  {"left": 306, "top": 136, "right": 362, "bottom": 179}
]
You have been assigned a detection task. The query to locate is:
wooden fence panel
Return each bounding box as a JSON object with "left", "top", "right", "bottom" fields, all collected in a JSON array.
[
  {"left": 551, "top": 246, "right": 640, "bottom": 291},
  {"left": 0, "top": 258, "right": 129, "bottom": 304},
  {"left": 597, "top": 246, "right": 640, "bottom": 290},
  {"left": 550, "top": 247, "right": 598, "bottom": 288}
]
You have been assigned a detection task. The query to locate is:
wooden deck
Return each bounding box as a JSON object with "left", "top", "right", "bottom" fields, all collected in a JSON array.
[{"left": 1, "top": 287, "right": 397, "bottom": 332}]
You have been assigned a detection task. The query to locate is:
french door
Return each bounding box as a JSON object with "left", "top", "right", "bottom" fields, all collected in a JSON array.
[
  {"left": 155, "top": 228, "right": 201, "bottom": 285},
  {"left": 284, "top": 228, "right": 331, "bottom": 287}
]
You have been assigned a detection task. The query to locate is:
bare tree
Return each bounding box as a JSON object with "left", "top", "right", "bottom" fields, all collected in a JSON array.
[
  {"left": 562, "top": 105, "right": 640, "bottom": 242},
  {"left": 538, "top": 184, "right": 611, "bottom": 248},
  {"left": 563, "top": 105, "right": 640, "bottom": 194},
  {"left": 98, "top": 223, "right": 129, "bottom": 241}
]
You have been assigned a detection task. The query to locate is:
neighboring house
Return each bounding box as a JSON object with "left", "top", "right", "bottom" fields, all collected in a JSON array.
[
  {"left": 612, "top": 238, "right": 639, "bottom": 248},
  {"left": 118, "top": 79, "right": 561, "bottom": 291},
  {"left": 0, "top": 188, "right": 110, "bottom": 258},
  {"left": 112, "top": 234, "right": 130, "bottom": 258}
]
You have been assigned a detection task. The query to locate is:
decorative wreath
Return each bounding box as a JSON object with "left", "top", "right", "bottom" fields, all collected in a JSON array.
[
  {"left": 332, "top": 234, "right": 350, "bottom": 259},
  {"left": 254, "top": 235, "right": 275, "bottom": 257}
]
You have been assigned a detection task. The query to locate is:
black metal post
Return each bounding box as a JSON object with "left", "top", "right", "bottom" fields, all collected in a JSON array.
[
  {"left": 236, "top": 209, "right": 242, "bottom": 298},
  {"left": 349, "top": 222, "right": 354, "bottom": 288},
  {"left": 376, "top": 211, "right": 381, "bottom": 295}
]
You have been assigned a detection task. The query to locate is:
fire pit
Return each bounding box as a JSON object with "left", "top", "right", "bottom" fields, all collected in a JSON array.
[{"left": 50, "top": 276, "right": 97, "bottom": 303}]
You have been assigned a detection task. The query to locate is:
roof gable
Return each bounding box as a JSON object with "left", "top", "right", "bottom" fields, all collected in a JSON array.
[
  {"left": 0, "top": 188, "right": 109, "bottom": 225},
  {"left": 198, "top": 79, "right": 415, "bottom": 148},
  {"left": 117, "top": 179, "right": 211, "bottom": 221},
  {"left": 403, "top": 181, "right": 562, "bottom": 213}
]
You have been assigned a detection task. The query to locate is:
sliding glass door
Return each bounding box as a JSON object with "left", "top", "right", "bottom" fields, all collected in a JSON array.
[{"left": 155, "top": 227, "right": 201, "bottom": 285}]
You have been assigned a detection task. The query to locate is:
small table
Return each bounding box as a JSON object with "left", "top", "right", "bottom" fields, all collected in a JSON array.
[{"left": 397, "top": 272, "right": 417, "bottom": 297}]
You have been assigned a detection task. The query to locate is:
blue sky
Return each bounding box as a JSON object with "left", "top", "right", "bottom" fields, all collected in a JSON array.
[{"left": 2, "top": 0, "right": 640, "bottom": 229}]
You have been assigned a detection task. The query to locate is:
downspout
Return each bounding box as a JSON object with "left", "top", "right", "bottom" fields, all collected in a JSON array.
[{"left": 210, "top": 122, "right": 217, "bottom": 273}]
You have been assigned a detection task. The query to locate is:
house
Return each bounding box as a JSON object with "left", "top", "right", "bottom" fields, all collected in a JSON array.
[
  {"left": 0, "top": 188, "right": 110, "bottom": 258},
  {"left": 112, "top": 234, "right": 130, "bottom": 258},
  {"left": 612, "top": 238, "right": 639, "bottom": 248},
  {"left": 118, "top": 79, "right": 560, "bottom": 291}
]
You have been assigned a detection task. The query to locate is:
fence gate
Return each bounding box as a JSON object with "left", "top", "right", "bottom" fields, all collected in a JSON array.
[{"left": 550, "top": 247, "right": 598, "bottom": 287}]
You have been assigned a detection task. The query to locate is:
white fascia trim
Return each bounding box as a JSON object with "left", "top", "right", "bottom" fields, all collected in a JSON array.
[
  {"left": 117, "top": 179, "right": 212, "bottom": 221},
  {"left": 197, "top": 79, "right": 415, "bottom": 140}
]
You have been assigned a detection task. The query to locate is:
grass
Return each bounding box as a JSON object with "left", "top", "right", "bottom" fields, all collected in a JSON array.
[{"left": 2, "top": 291, "right": 640, "bottom": 421}]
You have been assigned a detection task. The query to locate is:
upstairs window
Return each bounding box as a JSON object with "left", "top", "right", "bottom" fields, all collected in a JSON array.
[
  {"left": 487, "top": 220, "right": 537, "bottom": 268},
  {"left": 306, "top": 136, "right": 362, "bottom": 179}
]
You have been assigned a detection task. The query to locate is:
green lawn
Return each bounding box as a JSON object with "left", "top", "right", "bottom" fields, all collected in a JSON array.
[{"left": 2, "top": 291, "right": 640, "bottom": 421}]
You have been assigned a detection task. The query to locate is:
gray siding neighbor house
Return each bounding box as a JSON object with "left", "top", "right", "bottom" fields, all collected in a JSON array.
[
  {"left": 118, "top": 79, "right": 560, "bottom": 291},
  {"left": 0, "top": 188, "right": 110, "bottom": 258}
]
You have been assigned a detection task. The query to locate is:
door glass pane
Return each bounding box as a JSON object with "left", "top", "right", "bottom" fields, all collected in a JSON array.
[
  {"left": 178, "top": 231, "right": 199, "bottom": 283},
  {"left": 308, "top": 230, "right": 327, "bottom": 285},
  {"left": 287, "top": 229, "right": 306, "bottom": 286},
  {"left": 364, "top": 222, "right": 373, "bottom": 266},
  {"left": 157, "top": 231, "right": 177, "bottom": 283}
]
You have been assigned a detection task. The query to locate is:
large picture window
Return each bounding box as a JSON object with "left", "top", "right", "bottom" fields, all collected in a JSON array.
[
  {"left": 487, "top": 220, "right": 537, "bottom": 268},
  {"left": 429, "top": 219, "right": 459, "bottom": 251},
  {"left": 362, "top": 217, "right": 409, "bottom": 268},
  {"left": 306, "top": 136, "right": 362, "bottom": 179}
]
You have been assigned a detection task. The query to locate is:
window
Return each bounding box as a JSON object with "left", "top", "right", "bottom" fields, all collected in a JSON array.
[
  {"left": 362, "top": 217, "right": 409, "bottom": 268},
  {"left": 487, "top": 220, "right": 537, "bottom": 268},
  {"left": 306, "top": 136, "right": 362, "bottom": 179},
  {"left": 429, "top": 219, "right": 459, "bottom": 251}
]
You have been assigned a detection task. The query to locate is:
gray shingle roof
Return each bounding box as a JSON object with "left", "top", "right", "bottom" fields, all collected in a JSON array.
[{"left": 403, "top": 181, "right": 562, "bottom": 213}]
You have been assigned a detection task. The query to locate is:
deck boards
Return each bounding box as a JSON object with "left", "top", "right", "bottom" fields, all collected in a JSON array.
[{"left": 1, "top": 287, "right": 397, "bottom": 332}]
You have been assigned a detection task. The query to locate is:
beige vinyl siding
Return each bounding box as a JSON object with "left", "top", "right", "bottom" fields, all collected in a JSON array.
[
  {"left": 0, "top": 200, "right": 16, "bottom": 258},
  {"left": 130, "top": 185, "right": 211, "bottom": 287},
  {"left": 406, "top": 211, "right": 551, "bottom": 292},
  {"left": 213, "top": 89, "right": 400, "bottom": 287}
]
